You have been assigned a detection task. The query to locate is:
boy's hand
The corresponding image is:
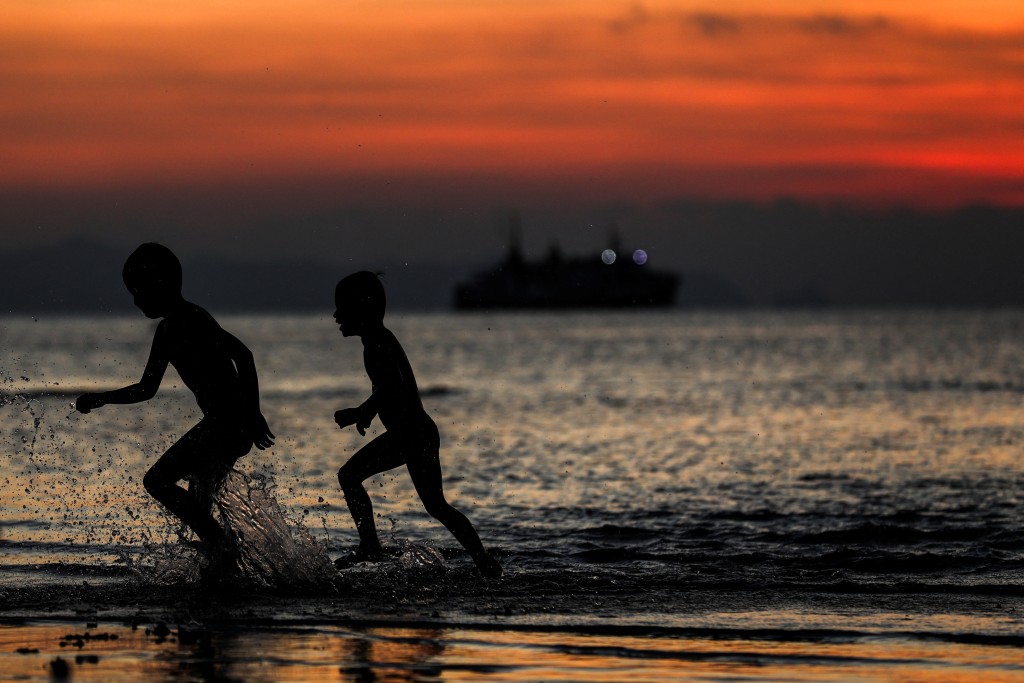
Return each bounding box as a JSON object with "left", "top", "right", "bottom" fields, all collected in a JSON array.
[
  {"left": 334, "top": 408, "right": 369, "bottom": 435},
  {"left": 250, "top": 413, "right": 275, "bottom": 450},
  {"left": 75, "top": 393, "right": 104, "bottom": 414},
  {"left": 334, "top": 408, "right": 358, "bottom": 430},
  {"left": 356, "top": 412, "right": 372, "bottom": 436}
]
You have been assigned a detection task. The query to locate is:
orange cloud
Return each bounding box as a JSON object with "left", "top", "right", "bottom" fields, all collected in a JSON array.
[{"left": 1, "top": 1, "right": 1023, "bottom": 206}]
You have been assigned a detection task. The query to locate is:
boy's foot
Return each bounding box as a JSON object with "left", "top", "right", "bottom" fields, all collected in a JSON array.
[
  {"left": 476, "top": 554, "right": 503, "bottom": 579},
  {"left": 333, "top": 547, "right": 383, "bottom": 571},
  {"left": 199, "top": 543, "right": 239, "bottom": 585},
  {"left": 197, "top": 530, "right": 239, "bottom": 580}
]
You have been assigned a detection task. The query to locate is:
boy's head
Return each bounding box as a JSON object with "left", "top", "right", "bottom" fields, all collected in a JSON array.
[
  {"left": 122, "top": 243, "right": 183, "bottom": 318},
  {"left": 333, "top": 271, "right": 385, "bottom": 336}
]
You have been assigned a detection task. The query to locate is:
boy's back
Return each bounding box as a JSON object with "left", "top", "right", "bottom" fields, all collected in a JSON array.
[{"left": 156, "top": 301, "right": 250, "bottom": 417}]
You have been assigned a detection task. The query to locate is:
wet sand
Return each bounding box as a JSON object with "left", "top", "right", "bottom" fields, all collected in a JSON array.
[
  {"left": 3, "top": 578, "right": 1024, "bottom": 682},
  {"left": 3, "top": 612, "right": 1024, "bottom": 682}
]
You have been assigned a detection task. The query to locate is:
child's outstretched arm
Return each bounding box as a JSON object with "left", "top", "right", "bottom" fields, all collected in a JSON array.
[
  {"left": 222, "top": 331, "right": 275, "bottom": 450},
  {"left": 76, "top": 323, "right": 170, "bottom": 413}
]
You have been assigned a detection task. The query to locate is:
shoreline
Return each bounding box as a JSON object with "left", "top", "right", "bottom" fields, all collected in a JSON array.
[{"left": 2, "top": 574, "right": 1022, "bottom": 640}]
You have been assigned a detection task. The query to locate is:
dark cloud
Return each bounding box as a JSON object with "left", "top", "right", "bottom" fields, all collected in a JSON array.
[
  {"left": 608, "top": 3, "right": 651, "bottom": 34},
  {"left": 689, "top": 13, "right": 742, "bottom": 38},
  {"left": 795, "top": 14, "right": 892, "bottom": 36}
]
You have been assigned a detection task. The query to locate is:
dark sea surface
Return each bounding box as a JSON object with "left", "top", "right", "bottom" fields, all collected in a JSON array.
[{"left": 2, "top": 310, "right": 1023, "bottom": 681}]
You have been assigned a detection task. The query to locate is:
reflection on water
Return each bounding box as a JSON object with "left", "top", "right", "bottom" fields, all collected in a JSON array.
[{"left": 0, "top": 621, "right": 1022, "bottom": 682}]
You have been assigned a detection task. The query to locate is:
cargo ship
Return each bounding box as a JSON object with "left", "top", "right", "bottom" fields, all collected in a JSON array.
[{"left": 454, "top": 216, "right": 680, "bottom": 310}]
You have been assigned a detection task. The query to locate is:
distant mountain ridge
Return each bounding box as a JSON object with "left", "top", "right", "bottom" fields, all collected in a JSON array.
[
  {"left": 3, "top": 200, "right": 1024, "bottom": 313},
  {"left": 0, "top": 241, "right": 466, "bottom": 314}
]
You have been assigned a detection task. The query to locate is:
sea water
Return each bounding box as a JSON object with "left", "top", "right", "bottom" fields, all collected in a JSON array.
[{"left": 2, "top": 310, "right": 1023, "bottom": 680}]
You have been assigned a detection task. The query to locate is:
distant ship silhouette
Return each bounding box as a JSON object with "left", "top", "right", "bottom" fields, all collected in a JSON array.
[{"left": 454, "top": 213, "right": 681, "bottom": 310}]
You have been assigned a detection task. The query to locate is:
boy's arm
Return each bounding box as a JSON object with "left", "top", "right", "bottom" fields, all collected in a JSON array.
[
  {"left": 76, "top": 324, "right": 169, "bottom": 413},
  {"left": 222, "top": 330, "right": 275, "bottom": 450},
  {"left": 356, "top": 387, "right": 383, "bottom": 424},
  {"left": 335, "top": 386, "right": 381, "bottom": 435},
  {"left": 336, "top": 339, "right": 403, "bottom": 434}
]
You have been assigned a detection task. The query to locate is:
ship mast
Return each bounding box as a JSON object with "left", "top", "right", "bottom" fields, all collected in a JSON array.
[
  {"left": 507, "top": 209, "right": 524, "bottom": 266},
  {"left": 607, "top": 220, "right": 622, "bottom": 256}
]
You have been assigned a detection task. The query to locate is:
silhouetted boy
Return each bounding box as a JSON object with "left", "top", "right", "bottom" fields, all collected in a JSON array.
[
  {"left": 76, "top": 243, "right": 274, "bottom": 558},
  {"left": 332, "top": 271, "right": 501, "bottom": 577}
]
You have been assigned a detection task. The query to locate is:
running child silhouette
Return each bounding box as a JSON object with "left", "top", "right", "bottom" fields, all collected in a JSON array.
[
  {"left": 75, "top": 243, "right": 274, "bottom": 559},
  {"left": 332, "top": 271, "right": 501, "bottom": 577}
]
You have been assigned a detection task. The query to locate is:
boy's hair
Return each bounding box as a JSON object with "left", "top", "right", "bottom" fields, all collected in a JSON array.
[
  {"left": 122, "top": 243, "right": 183, "bottom": 293},
  {"left": 336, "top": 271, "right": 386, "bottom": 322}
]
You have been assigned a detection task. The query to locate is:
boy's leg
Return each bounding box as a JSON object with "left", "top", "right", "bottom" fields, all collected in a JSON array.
[
  {"left": 406, "top": 446, "right": 501, "bottom": 576},
  {"left": 337, "top": 433, "right": 405, "bottom": 559},
  {"left": 143, "top": 424, "right": 221, "bottom": 544},
  {"left": 143, "top": 420, "right": 247, "bottom": 546},
  {"left": 187, "top": 459, "right": 232, "bottom": 529}
]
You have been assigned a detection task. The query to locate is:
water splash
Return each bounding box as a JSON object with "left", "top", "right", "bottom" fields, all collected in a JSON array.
[
  {"left": 116, "top": 470, "right": 340, "bottom": 591},
  {"left": 215, "top": 469, "right": 338, "bottom": 590},
  {"left": 397, "top": 543, "right": 447, "bottom": 572},
  {"left": 121, "top": 540, "right": 204, "bottom": 585},
  {"left": 0, "top": 388, "right": 44, "bottom": 456}
]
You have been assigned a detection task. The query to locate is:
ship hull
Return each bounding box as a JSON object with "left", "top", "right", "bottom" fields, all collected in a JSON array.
[{"left": 454, "top": 263, "right": 680, "bottom": 310}]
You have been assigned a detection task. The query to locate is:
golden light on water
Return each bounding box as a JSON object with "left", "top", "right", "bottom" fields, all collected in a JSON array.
[
  {"left": 3, "top": 311, "right": 1024, "bottom": 681},
  {"left": 1, "top": 623, "right": 1022, "bottom": 682}
]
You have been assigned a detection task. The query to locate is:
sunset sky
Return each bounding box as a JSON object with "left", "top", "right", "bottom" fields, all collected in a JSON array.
[{"left": 2, "top": 1, "right": 1024, "bottom": 276}]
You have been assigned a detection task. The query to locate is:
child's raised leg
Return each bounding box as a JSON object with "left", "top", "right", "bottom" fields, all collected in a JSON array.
[
  {"left": 408, "top": 449, "right": 502, "bottom": 578},
  {"left": 337, "top": 433, "right": 406, "bottom": 562},
  {"left": 142, "top": 420, "right": 247, "bottom": 547},
  {"left": 144, "top": 443, "right": 223, "bottom": 545}
]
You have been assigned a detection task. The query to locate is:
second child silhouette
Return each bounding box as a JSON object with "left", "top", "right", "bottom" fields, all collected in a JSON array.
[
  {"left": 332, "top": 271, "right": 502, "bottom": 578},
  {"left": 75, "top": 243, "right": 274, "bottom": 564}
]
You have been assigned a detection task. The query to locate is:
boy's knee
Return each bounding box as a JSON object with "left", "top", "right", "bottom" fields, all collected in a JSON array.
[
  {"left": 142, "top": 469, "right": 164, "bottom": 496},
  {"left": 422, "top": 499, "right": 453, "bottom": 521},
  {"left": 337, "top": 463, "right": 358, "bottom": 489}
]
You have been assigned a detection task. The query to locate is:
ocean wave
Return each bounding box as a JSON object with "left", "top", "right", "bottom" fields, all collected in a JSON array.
[
  {"left": 0, "top": 384, "right": 463, "bottom": 403},
  {"left": 787, "top": 379, "right": 1024, "bottom": 395},
  {"left": 785, "top": 521, "right": 1000, "bottom": 546}
]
